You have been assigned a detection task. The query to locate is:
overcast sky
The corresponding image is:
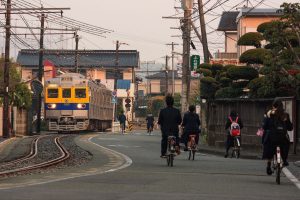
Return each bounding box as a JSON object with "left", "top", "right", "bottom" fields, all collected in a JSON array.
[{"left": 1, "top": 0, "right": 300, "bottom": 64}]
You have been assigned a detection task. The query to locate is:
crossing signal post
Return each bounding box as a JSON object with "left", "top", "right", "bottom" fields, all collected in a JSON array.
[{"left": 125, "top": 98, "right": 131, "bottom": 111}]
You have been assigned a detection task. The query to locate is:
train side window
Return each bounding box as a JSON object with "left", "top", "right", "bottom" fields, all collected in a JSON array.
[
  {"left": 75, "top": 88, "right": 86, "bottom": 98},
  {"left": 48, "top": 88, "right": 58, "bottom": 98},
  {"left": 62, "top": 88, "right": 71, "bottom": 98}
]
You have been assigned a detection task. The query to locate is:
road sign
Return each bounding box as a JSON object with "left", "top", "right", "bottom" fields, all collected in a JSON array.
[
  {"left": 112, "top": 96, "right": 117, "bottom": 104},
  {"left": 190, "top": 55, "right": 200, "bottom": 71}
]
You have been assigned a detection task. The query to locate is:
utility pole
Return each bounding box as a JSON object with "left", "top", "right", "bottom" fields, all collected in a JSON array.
[
  {"left": 165, "top": 55, "right": 170, "bottom": 95},
  {"left": 181, "top": 0, "right": 193, "bottom": 113},
  {"left": 3, "top": 0, "right": 11, "bottom": 138},
  {"left": 114, "top": 40, "right": 120, "bottom": 122},
  {"left": 191, "top": 22, "right": 213, "bottom": 59},
  {"left": 166, "top": 42, "right": 179, "bottom": 96},
  {"left": 74, "top": 33, "right": 79, "bottom": 73},
  {"left": 36, "top": 13, "right": 45, "bottom": 134},
  {"left": 198, "top": 0, "right": 210, "bottom": 63}
]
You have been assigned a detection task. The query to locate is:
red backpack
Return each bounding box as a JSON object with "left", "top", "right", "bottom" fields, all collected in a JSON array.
[{"left": 229, "top": 116, "right": 241, "bottom": 136}]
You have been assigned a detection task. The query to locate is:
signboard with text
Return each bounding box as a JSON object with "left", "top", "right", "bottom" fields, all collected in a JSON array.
[{"left": 190, "top": 55, "right": 200, "bottom": 71}]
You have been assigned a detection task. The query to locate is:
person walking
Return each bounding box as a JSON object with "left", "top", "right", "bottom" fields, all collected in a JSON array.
[
  {"left": 262, "top": 98, "right": 293, "bottom": 175},
  {"left": 118, "top": 111, "right": 126, "bottom": 134},
  {"left": 158, "top": 95, "right": 182, "bottom": 158},
  {"left": 224, "top": 110, "right": 243, "bottom": 158},
  {"left": 146, "top": 113, "right": 155, "bottom": 135},
  {"left": 181, "top": 105, "right": 201, "bottom": 151}
]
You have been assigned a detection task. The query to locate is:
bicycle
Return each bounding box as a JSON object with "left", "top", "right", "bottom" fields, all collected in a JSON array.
[
  {"left": 231, "top": 135, "right": 241, "bottom": 159},
  {"left": 147, "top": 124, "right": 154, "bottom": 135},
  {"left": 272, "top": 146, "right": 283, "bottom": 185},
  {"left": 188, "top": 134, "right": 197, "bottom": 160},
  {"left": 166, "top": 136, "right": 177, "bottom": 167}
]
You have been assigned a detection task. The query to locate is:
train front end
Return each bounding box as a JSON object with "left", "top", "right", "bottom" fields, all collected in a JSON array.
[{"left": 44, "top": 73, "right": 90, "bottom": 132}]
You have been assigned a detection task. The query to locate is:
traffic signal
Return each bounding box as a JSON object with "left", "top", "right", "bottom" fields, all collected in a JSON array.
[{"left": 125, "top": 98, "right": 131, "bottom": 108}]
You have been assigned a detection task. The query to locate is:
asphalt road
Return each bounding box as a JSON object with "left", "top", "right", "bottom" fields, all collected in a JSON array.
[{"left": 0, "top": 131, "right": 300, "bottom": 200}]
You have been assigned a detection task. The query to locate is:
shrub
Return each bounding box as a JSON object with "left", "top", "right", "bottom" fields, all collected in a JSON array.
[
  {"left": 198, "top": 63, "right": 212, "bottom": 70},
  {"left": 211, "top": 64, "right": 223, "bottom": 77},
  {"left": 224, "top": 64, "right": 236, "bottom": 71},
  {"left": 200, "top": 77, "right": 219, "bottom": 99},
  {"left": 227, "top": 66, "right": 259, "bottom": 80},
  {"left": 259, "top": 66, "right": 273, "bottom": 75},
  {"left": 215, "top": 87, "right": 243, "bottom": 98},
  {"left": 257, "top": 22, "right": 273, "bottom": 33},
  {"left": 196, "top": 68, "right": 212, "bottom": 77},
  {"left": 296, "top": 73, "right": 300, "bottom": 80},
  {"left": 237, "top": 32, "right": 264, "bottom": 48},
  {"left": 219, "top": 77, "right": 232, "bottom": 87},
  {"left": 232, "top": 80, "right": 249, "bottom": 89},
  {"left": 239, "top": 48, "right": 272, "bottom": 64}
]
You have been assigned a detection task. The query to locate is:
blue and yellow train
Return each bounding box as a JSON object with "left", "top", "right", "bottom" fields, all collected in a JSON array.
[{"left": 44, "top": 73, "right": 113, "bottom": 132}]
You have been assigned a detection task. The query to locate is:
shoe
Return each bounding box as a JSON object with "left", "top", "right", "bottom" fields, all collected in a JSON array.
[
  {"left": 160, "top": 155, "right": 167, "bottom": 158},
  {"left": 183, "top": 147, "right": 188, "bottom": 152},
  {"left": 283, "top": 161, "right": 289, "bottom": 167},
  {"left": 266, "top": 166, "right": 273, "bottom": 175},
  {"left": 224, "top": 154, "right": 228, "bottom": 158}
]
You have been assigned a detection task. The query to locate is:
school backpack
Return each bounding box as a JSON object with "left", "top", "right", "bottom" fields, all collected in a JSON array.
[{"left": 229, "top": 116, "right": 241, "bottom": 136}]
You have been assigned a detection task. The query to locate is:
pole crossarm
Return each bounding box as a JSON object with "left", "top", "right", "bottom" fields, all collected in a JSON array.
[
  {"left": 0, "top": 7, "right": 70, "bottom": 11},
  {"left": 0, "top": 26, "right": 79, "bottom": 32}
]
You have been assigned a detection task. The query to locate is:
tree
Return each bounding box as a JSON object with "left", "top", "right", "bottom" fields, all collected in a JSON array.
[
  {"left": 239, "top": 48, "right": 272, "bottom": 64},
  {"left": 237, "top": 32, "right": 264, "bottom": 48}
]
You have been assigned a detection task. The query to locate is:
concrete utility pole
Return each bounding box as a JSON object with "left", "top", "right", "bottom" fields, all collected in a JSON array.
[
  {"left": 3, "top": 0, "right": 11, "bottom": 138},
  {"left": 165, "top": 55, "right": 170, "bottom": 95},
  {"left": 181, "top": 0, "right": 193, "bottom": 113},
  {"left": 166, "top": 42, "right": 179, "bottom": 96},
  {"left": 191, "top": 22, "right": 213, "bottom": 59},
  {"left": 36, "top": 13, "right": 45, "bottom": 134},
  {"left": 198, "top": 0, "right": 210, "bottom": 63},
  {"left": 114, "top": 40, "right": 120, "bottom": 122},
  {"left": 74, "top": 33, "right": 79, "bottom": 73}
]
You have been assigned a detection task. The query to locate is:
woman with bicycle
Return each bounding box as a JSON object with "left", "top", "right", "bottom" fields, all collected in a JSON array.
[
  {"left": 262, "top": 98, "right": 293, "bottom": 175},
  {"left": 181, "top": 105, "right": 201, "bottom": 151}
]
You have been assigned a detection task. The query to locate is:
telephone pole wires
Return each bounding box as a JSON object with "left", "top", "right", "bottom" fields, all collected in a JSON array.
[
  {"left": 181, "top": 0, "right": 193, "bottom": 113},
  {"left": 3, "top": 0, "right": 12, "bottom": 138},
  {"left": 198, "top": 0, "right": 210, "bottom": 63}
]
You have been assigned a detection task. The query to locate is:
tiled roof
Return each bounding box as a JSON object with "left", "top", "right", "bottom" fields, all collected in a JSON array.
[
  {"left": 237, "top": 8, "right": 282, "bottom": 19},
  {"left": 217, "top": 11, "right": 239, "bottom": 31},
  {"left": 146, "top": 71, "right": 181, "bottom": 80},
  {"left": 17, "top": 49, "right": 139, "bottom": 68}
]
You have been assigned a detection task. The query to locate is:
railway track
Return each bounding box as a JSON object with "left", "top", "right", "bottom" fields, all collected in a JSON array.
[{"left": 0, "top": 136, "right": 70, "bottom": 177}]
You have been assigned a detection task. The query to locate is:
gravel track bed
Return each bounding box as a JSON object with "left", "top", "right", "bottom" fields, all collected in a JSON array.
[{"left": 0, "top": 134, "right": 92, "bottom": 178}]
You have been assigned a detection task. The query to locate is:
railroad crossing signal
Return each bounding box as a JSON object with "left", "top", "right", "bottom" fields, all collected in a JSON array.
[
  {"left": 125, "top": 98, "right": 131, "bottom": 108},
  {"left": 190, "top": 55, "right": 200, "bottom": 71}
]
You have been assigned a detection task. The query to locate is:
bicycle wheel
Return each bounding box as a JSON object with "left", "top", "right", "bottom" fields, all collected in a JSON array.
[
  {"left": 276, "top": 163, "right": 281, "bottom": 185},
  {"left": 170, "top": 154, "right": 174, "bottom": 167},
  {"left": 192, "top": 150, "right": 196, "bottom": 160},
  {"left": 188, "top": 150, "right": 192, "bottom": 160},
  {"left": 167, "top": 155, "right": 170, "bottom": 166}
]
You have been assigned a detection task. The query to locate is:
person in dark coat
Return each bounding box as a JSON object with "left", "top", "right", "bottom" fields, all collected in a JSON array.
[
  {"left": 118, "top": 111, "right": 126, "bottom": 134},
  {"left": 146, "top": 113, "right": 155, "bottom": 134},
  {"left": 262, "top": 98, "right": 293, "bottom": 175},
  {"left": 224, "top": 110, "right": 243, "bottom": 158},
  {"left": 158, "top": 95, "right": 182, "bottom": 157},
  {"left": 181, "top": 105, "right": 201, "bottom": 151}
]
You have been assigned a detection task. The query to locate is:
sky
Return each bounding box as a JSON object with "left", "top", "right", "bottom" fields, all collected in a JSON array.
[{"left": 1, "top": 0, "right": 300, "bottom": 65}]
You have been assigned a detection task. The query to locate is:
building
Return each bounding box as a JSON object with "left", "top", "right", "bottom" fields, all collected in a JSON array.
[
  {"left": 17, "top": 49, "right": 140, "bottom": 121},
  {"left": 214, "top": 8, "right": 281, "bottom": 64}
]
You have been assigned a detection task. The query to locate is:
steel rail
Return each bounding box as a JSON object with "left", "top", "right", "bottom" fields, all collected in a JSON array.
[{"left": 0, "top": 136, "right": 70, "bottom": 177}]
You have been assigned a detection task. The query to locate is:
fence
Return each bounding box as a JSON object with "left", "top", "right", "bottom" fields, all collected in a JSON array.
[{"left": 205, "top": 97, "right": 298, "bottom": 153}]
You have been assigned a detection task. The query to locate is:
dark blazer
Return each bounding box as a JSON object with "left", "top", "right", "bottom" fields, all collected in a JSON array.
[
  {"left": 118, "top": 114, "right": 126, "bottom": 124},
  {"left": 182, "top": 112, "right": 201, "bottom": 134},
  {"left": 146, "top": 115, "right": 155, "bottom": 125},
  {"left": 263, "top": 111, "right": 293, "bottom": 133},
  {"left": 158, "top": 106, "right": 182, "bottom": 135}
]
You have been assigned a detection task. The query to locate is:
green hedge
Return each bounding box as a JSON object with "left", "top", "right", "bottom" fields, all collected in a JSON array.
[
  {"left": 227, "top": 66, "right": 259, "bottom": 80},
  {"left": 215, "top": 87, "right": 243, "bottom": 98},
  {"left": 296, "top": 73, "right": 300, "bottom": 80},
  {"left": 237, "top": 32, "right": 264, "bottom": 48},
  {"left": 239, "top": 48, "right": 272, "bottom": 64},
  {"left": 198, "top": 63, "right": 212, "bottom": 70},
  {"left": 200, "top": 77, "right": 219, "bottom": 99},
  {"left": 257, "top": 22, "right": 272, "bottom": 33},
  {"left": 232, "top": 80, "right": 249, "bottom": 89},
  {"left": 219, "top": 77, "right": 232, "bottom": 87},
  {"left": 196, "top": 68, "right": 212, "bottom": 77}
]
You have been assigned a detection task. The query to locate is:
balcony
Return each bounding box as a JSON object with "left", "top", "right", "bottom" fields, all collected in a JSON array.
[{"left": 214, "top": 52, "right": 238, "bottom": 59}]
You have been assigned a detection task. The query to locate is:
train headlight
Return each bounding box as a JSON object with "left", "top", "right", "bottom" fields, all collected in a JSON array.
[
  {"left": 77, "top": 103, "right": 86, "bottom": 109},
  {"left": 47, "top": 104, "right": 57, "bottom": 109}
]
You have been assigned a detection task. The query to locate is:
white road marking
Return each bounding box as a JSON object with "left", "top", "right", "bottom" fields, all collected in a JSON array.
[
  {"left": 282, "top": 167, "right": 300, "bottom": 190},
  {"left": 107, "top": 144, "right": 141, "bottom": 148}
]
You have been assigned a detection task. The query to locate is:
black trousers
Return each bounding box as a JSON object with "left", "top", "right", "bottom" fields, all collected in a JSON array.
[{"left": 161, "top": 133, "right": 179, "bottom": 156}]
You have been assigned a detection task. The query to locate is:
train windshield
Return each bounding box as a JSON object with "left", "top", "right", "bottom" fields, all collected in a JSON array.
[
  {"left": 62, "top": 88, "right": 71, "bottom": 98},
  {"left": 75, "top": 88, "right": 86, "bottom": 98},
  {"left": 47, "top": 88, "right": 58, "bottom": 98}
]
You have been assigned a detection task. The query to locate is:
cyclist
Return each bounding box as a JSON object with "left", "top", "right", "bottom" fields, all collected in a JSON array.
[
  {"left": 158, "top": 95, "right": 182, "bottom": 158},
  {"left": 262, "top": 98, "right": 293, "bottom": 175},
  {"left": 146, "top": 113, "right": 155, "bottom": 134},
  {"left": 181, "top": 105, "right": 201, "bottom": 151},
  {"left": 118, "top": 111, "right": 126, "bottom": 134},
  {"left": 224, "top": 110, "right": 243, "bottom": 158}
]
